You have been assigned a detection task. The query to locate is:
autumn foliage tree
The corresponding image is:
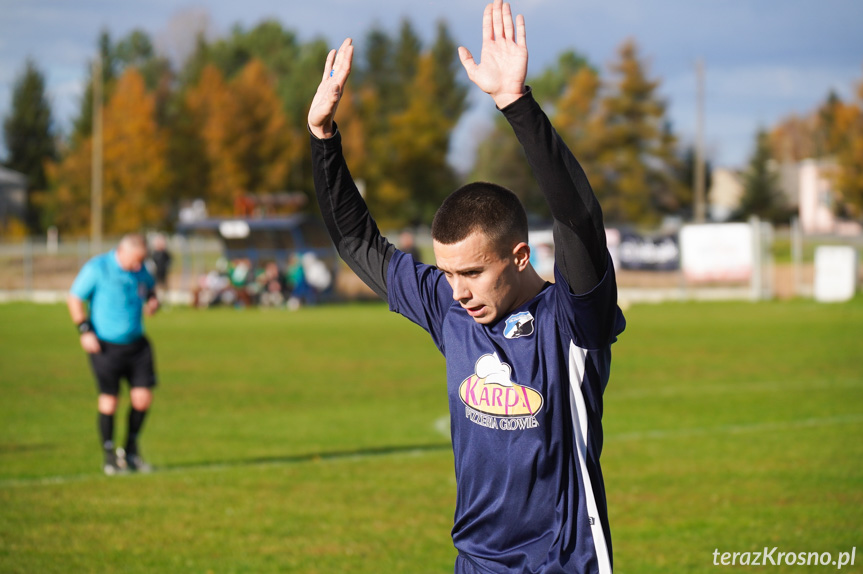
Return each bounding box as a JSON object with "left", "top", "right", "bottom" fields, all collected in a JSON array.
[
  {"left": 768, "top": 71, "right": 863, "bottom": 219},
  {"left": 828, "top": 79, "right": 863, "bottom": 217},
  {"left": 101, "top": 69, "right": 170, "bottom": 233},
  {"left": 48, "top": 68, "right": 170, "bottom": 235},
  {"left": 26, "top": 18, "right": 705, "bottom": 238},
  {"left": 184, "top": 60, "right": 296, "bottom": 215}
]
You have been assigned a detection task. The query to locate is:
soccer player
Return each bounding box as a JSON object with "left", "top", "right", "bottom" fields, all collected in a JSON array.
[
  {"left": 67, "top": 233, "right": 161, "bottom": 475},
  {"left": 308, "top": 1, "right": 626, "bottom": 572}
]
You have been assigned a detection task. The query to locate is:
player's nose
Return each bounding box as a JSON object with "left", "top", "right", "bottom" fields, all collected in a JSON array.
[{"left": 451, "top": 277, "right": 471, "bottom": 302}]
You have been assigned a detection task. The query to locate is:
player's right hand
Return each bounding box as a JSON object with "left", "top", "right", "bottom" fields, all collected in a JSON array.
[
  {"left": 308, "top": 38, "right": 354, "bottom": 140},
  {"left": 80, "top": 332, "right": 101, "bottom": 354},
  {"left": 459, "top": 0, "right": 528, "bottom": 110}
]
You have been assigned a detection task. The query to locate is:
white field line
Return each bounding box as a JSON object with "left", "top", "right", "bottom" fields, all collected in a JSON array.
[
  {"left": 3, "top": 413, "right": 861, "bottom": 488},
  {"left": 610, "top": 378, "right": 862, "bottom": 400},
  {"left": 607, "top": 413, "right": 863, "bottom": 443}
]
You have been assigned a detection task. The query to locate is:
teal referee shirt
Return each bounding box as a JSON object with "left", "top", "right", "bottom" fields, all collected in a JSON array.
[{"left": 70, "top": 250, "right": 155, "bottom": 344}]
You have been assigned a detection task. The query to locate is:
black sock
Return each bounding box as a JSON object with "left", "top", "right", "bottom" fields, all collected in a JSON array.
[
  {"left": 98, "top": 412, "right": 114, "bottom": 451},
  {"left": 125, "top": 408, "right": 148, "bottom": 455}
]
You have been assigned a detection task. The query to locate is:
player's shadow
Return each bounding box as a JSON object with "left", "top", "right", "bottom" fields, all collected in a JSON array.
[{"left": 159, "top": 442, "right": 452, "bottom": 472}]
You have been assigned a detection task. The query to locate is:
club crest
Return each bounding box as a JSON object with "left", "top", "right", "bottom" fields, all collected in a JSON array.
[{"left": 504, "top": 311, "right": 534, "bottom": 339}]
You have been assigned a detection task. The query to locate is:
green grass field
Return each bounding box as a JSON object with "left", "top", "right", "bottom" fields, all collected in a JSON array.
[{"left": 1, "top": 299, "right": 861, "bottom": 573}]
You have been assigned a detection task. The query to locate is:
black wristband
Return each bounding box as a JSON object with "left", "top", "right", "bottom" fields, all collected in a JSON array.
[{"left": 77, "top": 320, "right": 93, "bottom": 334}]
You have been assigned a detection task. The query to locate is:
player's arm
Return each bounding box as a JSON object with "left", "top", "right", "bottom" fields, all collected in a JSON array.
[
  {"left": 308, "top": 38, "right": 395, "bottom": 300},
  {"left": 144, "top": 289, "right": 160, "bottom": 316},
  {"left": 459, "top": 0, "right": 606, "bottom": 295},
  {"left": 67, "top": 293, "right": 100, "bottom": 354},
  {"left": 504, "top": 92, "right": 607, "bottom": 294},
  {"left": 142, "top": 269, "right": 159, "bottom": 316}
]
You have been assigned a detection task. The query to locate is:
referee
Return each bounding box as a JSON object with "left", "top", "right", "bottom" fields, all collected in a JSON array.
[{"left": 67, "top": 233, "right": 161, "bottom": 475}]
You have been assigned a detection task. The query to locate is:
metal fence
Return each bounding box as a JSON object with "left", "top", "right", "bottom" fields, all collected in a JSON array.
[
  {"left": 0, "top": 222, "right": 860, "bottom": 304},
  {"left": 0, "top": 234, "right": 223, "bottom": 303}
]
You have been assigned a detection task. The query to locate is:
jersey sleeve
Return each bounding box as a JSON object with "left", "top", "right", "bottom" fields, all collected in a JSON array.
[
  {"left": 501, "top": 90, "right": 608, "bottom": 296},
  {"left": 310, "top": 125, "right": 395, "bottom": 300},
  {"left": 552, "top": 264, "right": 626, "bottom": 351},
  {"left": 69, "top": 258, "right": 99, "bottom": 302},
  {"left": 386, "top": 250, "right": 452, "bottom": 354}
]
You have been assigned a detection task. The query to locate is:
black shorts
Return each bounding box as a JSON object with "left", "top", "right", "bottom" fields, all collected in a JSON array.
[{"left": 88, "top": 336, "right": 157, "bottom": 396}]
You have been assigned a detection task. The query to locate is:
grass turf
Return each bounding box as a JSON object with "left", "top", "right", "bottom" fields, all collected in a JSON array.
[{"left": 1, "top": 298, "right": 861, "bottom": 572}]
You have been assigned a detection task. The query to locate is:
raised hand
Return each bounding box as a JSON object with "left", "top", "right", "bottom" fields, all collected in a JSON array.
[
  {"left": 458, "top": 0, "right": 528, "bottom": 109},
  {"left": 308, "top": 38, "right": 354, "bottom": 139}
]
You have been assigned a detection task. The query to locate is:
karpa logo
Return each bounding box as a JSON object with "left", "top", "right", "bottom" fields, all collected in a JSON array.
[
  {"left": 458, "top": 354, "right": 543, "bottom": 418},
  {"left": 504, "top": 311, "right": 534, "bottom": 339}
]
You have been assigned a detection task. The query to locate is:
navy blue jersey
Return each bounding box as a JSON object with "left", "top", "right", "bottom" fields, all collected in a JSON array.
[
  {"left": 388, "top": 251, "right": 624, "bottom": 573},
  {"left": 311, "top": 88, "right": 625, "bottom": 573}
]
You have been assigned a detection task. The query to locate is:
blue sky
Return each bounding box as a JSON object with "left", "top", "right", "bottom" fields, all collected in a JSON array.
[{"left": 1, "top": 0, "right": 861, "bottom": 170}]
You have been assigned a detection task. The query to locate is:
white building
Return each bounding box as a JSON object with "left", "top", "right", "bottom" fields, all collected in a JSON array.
[{"left": 707, "top": 167, "right": 744, "bottom": 222}]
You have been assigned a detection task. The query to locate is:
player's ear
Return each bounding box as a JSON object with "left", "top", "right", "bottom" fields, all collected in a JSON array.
[{"left": 512, "top": 242, "right": 531, "bottom": 271}]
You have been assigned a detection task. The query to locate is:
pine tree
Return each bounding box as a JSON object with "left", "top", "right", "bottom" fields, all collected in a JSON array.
[
  {"left": 430, "top": 21, "right": 469, "bottom": 123},
  {"left": 385, "top": 53, "right": 459, "bottom": 226},
  {"left": 594, "top": 39, "right": 681, "bottom": 224},
  {"left": 2, "top": 58, "right": 57, "bottom": 231},
  {"left": 739, "top": 129, "right": 785, "bottom": 222}
]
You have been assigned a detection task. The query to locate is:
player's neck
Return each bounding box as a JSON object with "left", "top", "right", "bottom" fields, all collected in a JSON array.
[{"left": 509, "top": 266, "right": 546, "bottom": 313}]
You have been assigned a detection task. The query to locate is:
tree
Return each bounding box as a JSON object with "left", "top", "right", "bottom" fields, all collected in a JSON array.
[
  {"left": 230, "top": 59, "right": 296, "bottom": 197},
  {"left": 738, "top": 129, "right": 786, "bottom": 222},
  {"left": 48, "top": 68, "right": 171, "bottom": 235},
  {"left": 769, "top": 91, "right": 845, "bottom": 163},
  {"left": 184, "top": 60, "right": 295, "bottom": 215},
  {"left": 358, "top": 25, "right": 398, "bottom": 115},
  {"left": 530, "top": 51, "right": 592, "bottom": 106},
  {"left": 429, "top": 21, "right": 470, "bottom": 123},
  {"left": 100, "top": 68, "right": 171, "bottom": 232},
  {"left": 184, "top": 65, "right": 237, "bottom": 213},
  {"left": 71, "top": 30, "right": 117, "bottom": 144},
  {"left": 176, "top": 21, "right": 330, "bottom": 196},
  {"left": 471, "top": 53, "right": 596, "bottom": 218},
  {"left": 553, "top": 65, "right": 605, "bottom": 214},
  {"left": 44, "top": 139, "right": 92, "bottom": 235},
  {"left": 671, "top": 144, "right": 712, "bottom": 219},
  {"left": 2, "top": 58, "right": 57, "bottom": 232},
  {"left": 829, "top": 79, "right": 863, "bottom": 217},
  {"left": 383, "top": 53, "right": 459, "bottom": 226},
  {"left": 70, "top": 29, "right": 172, "bottom": 144},
  {"left": 593, "top": 39, "right": 682, "bottom": 224},
  {"left": 394, "top": 20, "right": 422, "bottom": 105}
]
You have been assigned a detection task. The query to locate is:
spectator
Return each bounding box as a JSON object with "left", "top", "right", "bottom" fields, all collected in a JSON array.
[{"left": 148, "top": 233, "right": 172, "bottom": 301}]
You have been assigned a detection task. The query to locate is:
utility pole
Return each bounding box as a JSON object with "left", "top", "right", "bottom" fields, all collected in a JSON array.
[
  {"left": 91, "top": 56, "right": 103, "bottom": 255},
  {"left": 693, "top": 58, "right": 707, "bottom": 223}
]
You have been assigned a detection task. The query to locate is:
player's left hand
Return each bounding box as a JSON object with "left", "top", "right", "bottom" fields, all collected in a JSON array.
[
  {"left": 308, "top": 37, "right": 354, "bottom": 139},
  {"left": 458, "top": 0, "right": 528, "bottom": 110}
]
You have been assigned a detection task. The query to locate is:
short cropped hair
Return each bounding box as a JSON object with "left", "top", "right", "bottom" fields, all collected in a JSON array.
[
  {"left": 119, "top": 233, "right": 147, "bottom": 251},
  {"left": 431, "top": 182, "right": 528, "bottom": 254}
]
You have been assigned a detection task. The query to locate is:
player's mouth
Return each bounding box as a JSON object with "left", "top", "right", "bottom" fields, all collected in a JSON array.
[{"left": 464, "top": 304, "right": 485, "bottom": 317}]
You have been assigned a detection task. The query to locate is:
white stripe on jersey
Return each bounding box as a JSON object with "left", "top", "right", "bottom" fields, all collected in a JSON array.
[{"left": 568, "top": 341, "right": 613, "bottom": 574}]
